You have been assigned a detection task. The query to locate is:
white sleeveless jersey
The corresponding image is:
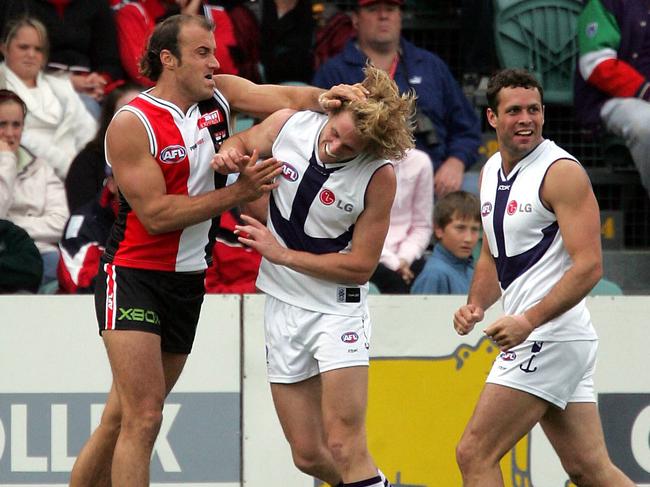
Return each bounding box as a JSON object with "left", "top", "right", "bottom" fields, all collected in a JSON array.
[
  {"left": 480, "top": 139, "right": 597, "bottom": 341},
  {"left": 256, "top": 111, "right": 390, "bottom": 316}
]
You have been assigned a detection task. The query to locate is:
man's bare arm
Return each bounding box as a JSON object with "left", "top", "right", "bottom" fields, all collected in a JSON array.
[
  {"left": 467, "top": 235, "right": 502, "bottom": 310},
  {"left": 107, "top": 111, "right": 282, "bottom": 234},
  {"left": 522, "top": 159, "right": 603, "bottom": 327},
  {"left": 215, "top": 75, "right": 367, "bottom": 119}
]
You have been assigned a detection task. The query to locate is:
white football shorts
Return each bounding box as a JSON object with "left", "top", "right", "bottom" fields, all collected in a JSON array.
[
  {"left": 486, "top": 339, "right": 598, "bottom": 409},
  {"left": 264, "top": 295, "right": 371, "bottom": 383}
]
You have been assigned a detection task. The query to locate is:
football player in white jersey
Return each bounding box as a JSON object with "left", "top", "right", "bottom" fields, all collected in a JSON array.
[
  {"left": 213, "top": 66, "right": 415, "bottom": 487},
  {"left": 69, "top": 14, "right": 368, "bottom": 487},
  {"left": 452, "top": 68, "right": 634, "bottom": 486}
]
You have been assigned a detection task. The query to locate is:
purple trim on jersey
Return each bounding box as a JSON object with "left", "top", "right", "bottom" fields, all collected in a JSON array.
[
  {"left": 493, "top": 170, "right": 559, "bottom": 290},
  {"left": 537, "top": 157, "right": 580, "bottom": 214},
  {"left": 269, "top": 152, "right": 354, "bottom": 254},
  {"left": 362, "top": 162, "right": 391, "bottom": 214},
  {"left": 341, "top": 476, "right": 383, "bottom": 487}
]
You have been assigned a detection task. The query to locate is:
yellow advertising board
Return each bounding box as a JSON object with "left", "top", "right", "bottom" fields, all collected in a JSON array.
[{"left": 366, "top": 337, "right": 530, "bottom": 487}]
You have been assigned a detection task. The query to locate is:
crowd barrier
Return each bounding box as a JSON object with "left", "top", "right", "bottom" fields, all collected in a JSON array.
[{"left": 1, "top": 295, "right": 648, "bottom": 486}]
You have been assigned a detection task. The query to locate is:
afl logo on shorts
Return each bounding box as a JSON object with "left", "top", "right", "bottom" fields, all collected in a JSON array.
[
  {"left": 282, "top": 163, "right": 299, "bottom": 182},
  {"left": 481, "top": 202, "right": 492, "bottom": 217},
  {"left": 160, "top": 145, "right": 187, "bottom": 164},
  {"left": 499, "top": 351, "right": 516, "bottom": 361},
  {"left": 341, "top": 332, "right": 359, "bottom": 343},
  {"left": 320, "top": 189, "right": 335, "bottom": 205},
  {"left": 507, "top": 200, "right": 518, "bottom": 215}
]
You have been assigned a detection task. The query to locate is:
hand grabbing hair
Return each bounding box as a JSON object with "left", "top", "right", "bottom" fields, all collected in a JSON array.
[{"left": 330, "top": 64, "right": 417, "bottom": 161}]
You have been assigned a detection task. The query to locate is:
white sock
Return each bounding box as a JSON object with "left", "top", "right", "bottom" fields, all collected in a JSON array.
[{"left": 378, "top": 469, "right": 391, "bottom": 487}]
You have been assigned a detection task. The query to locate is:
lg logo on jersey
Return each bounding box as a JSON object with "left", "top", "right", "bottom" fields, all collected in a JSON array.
[
  {"left": 319, "top": 189, "right": 354, "bottom": 212},
  {"left": 507, "top": 200, "right": 532, "bottom": 215}
]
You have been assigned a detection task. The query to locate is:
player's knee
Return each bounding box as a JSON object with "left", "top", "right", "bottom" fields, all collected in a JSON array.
[
  {"left": 98, "top": 416, "right": 121, "bottom": 439},
  {"left": 323, "top": 408, "right": 366, "bottom": 466},
  {"left": 563, "top": 452, "right": 607, "bottom": 486},
  {"left": 566, "top": 467, "right": 591, "bottom": 486},
  {"left": 291, "top": 446, "right": 328, "bottom": 476},
  {"left": 122, "top": 405, "right": 163, "bottom": 440},
  {"left": 326, "top": 431, "right": 364, "bottom": 469},
  {"left": 455, "top": 437, "right": 480, "bottom": 473},
  {"left": 99, "top": 407, "right": 122, "bottom": 433}
]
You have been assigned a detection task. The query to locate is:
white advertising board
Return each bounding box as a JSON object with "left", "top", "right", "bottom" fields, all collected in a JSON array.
[{"left": 0, "top": 295, "right": 241, "bottom": 487}]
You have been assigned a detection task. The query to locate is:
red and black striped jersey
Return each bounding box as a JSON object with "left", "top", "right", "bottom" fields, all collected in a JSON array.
[{"left": 103, "top": 89, "right": 231, "bottom": 272}]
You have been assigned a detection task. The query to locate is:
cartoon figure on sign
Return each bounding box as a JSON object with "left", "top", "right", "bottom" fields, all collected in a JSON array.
[{"left": 317, "top": 336, "right": 532, "bottom": 486}]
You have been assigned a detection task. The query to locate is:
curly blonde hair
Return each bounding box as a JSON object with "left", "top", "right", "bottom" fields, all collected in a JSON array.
[{"left": 331, "top": 64, "right": 416, "bottom": 161}]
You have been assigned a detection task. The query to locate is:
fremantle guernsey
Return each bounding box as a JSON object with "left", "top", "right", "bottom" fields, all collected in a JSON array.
[
  {"left": 256, "top": 111, "right": 390, "bottom": 316},
  {"left": 103, "top": 90, "right": 231, "bottom": 272},
  {"left": 480, "top": 139, "right": 597, "bottom": 341}
]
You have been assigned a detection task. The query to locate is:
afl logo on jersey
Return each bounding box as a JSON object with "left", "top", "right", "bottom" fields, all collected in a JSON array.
[
  {"left": 499, "top": 351, "right": 516, "bottom": 361},
  {"left": 160, "top": 145, "right": 187, "bottom": 164},
  {"left": 282, "top": 163, "right": 299, "bottom": 182},
  {"left": 320, "top": 189, "right": 336, "bottom": 205},
  {"left": 507, "top": 200, "right": 518, "bottom": 215},
  {"left": 341, "top": 332, "right": 359, "bottom": 343},
  {"left": 481, "top": 202, "right": 492, "bottom": 217}
]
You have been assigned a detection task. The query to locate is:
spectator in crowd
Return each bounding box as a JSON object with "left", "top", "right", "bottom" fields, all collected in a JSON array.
[
  {"left": 575, "top": 0, "right": 650, "bottom": 199},
  {"left": 313, "top": 0, "right": 481, "bottom": 198},
  {"left": 204, "top": 207, "right": 262, "bottom": 293},
  {"left": 110, "top": 0, "right": 159, "bottom": 88},
  {"left": 65, "top": 83, "right": 141, "bottom": 212},
  {"left": 261, "top": 0, "right": 314, "bottom": 84},
  {"left": 224, "top": 0, "right": 263, "bottom": 83},
  {"left": 0, "top": 218, "right": 43, "bottom": 294},
  {"left": 58, "top": 165, "right": 118, "bottom": 294},
  {"left": 459, "top": 0, "right": 497, "bottom": 94},
  {"left": 0, "top": 0, "right": 124, "bottom": 115},
  {"left": 411, "top": 190, "right": 480, "bottom": 295},
  {"left": 0, "top": 89, "right": 68, "bottom": 290},
  {"left": 111, "top": 0, "right": 253, "bottom": 87},
  {"left": 0, "top": 17, "right": 98, "bottom": 180},
  {"left": 370, "top": 148, "right": 432, "bottom": 293}
]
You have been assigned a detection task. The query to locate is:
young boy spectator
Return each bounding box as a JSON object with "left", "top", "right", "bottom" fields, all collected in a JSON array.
[{"left": 411, "top": 191, "right": 480, "bottom": 294}]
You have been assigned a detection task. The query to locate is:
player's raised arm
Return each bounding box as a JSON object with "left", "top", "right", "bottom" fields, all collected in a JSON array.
[
  {"left": 215, "top": 74, "right": 367, "bottom": 119},
  {"left": 107, "top": 111, "right": 281, "bottom": 235}
]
